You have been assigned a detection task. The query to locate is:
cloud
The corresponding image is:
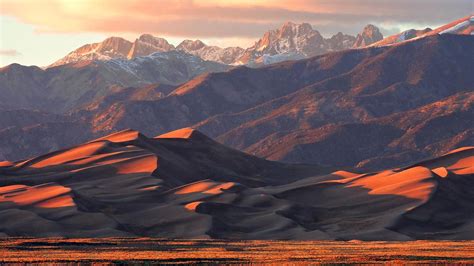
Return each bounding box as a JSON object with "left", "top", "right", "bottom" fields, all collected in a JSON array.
[
  {"left": 0, "top": 49, "right": 22, "bottom": 57},
  {"left": 1, "top": 0, "right": 472, "bottom": 38}
]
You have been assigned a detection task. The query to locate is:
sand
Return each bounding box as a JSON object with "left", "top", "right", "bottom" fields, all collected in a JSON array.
[
  {"left": 0, "top": 184, "right": 74, "bottom": 208},
  {"left": 156, "top": 127, "right": 196, "bottom": 139},
  {"left": 0, "top": 128, "right": 472, "bottom": 239}
]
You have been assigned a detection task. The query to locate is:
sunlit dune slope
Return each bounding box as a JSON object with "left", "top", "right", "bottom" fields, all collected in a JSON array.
[
  {"left": 0, "top": 128, "right": 472, "bottom": 240},
  {"left": 156, "top": 127, "right": 197, "bottom": 139}
]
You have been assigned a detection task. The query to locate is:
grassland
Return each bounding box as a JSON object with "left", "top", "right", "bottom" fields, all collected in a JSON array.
[{"left": 1, "top": 238, "right": 474, "bottom": 264}]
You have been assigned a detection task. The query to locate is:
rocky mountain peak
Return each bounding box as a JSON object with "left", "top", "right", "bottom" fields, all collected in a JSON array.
[
  {"left": 48, "top": 37, "right": 133, "bottom": 67},
  {"left": 98, "top": 36, "right": 131, "bottom": 48},
  {"left": 353, "top": 24, "right": 383, "bottom": 47},
  {"left": 177, "top": 40, "right": 207, "bottom": 51},
  {"left": 137, "top": 34, "right": 174, "bottom": 50},
  {"left": 175, "top": 40, "right": 244, "bottom": 65},
  {"left": 95, "top": 37, "right": 133, "bottom": 56},
  {"left": 127, "top": 34, "right": 175, "bottom": 59},
  {"left": 256, "top": 22, "right": 322, "bottom": 52},
  {"left": 327, "top": 32, "right": 357, "bottom": 50},
  {"left": 280, "top": 21, "right": 314, "bottom": 36},
  {"left": 237, "top": 22, "right": 328, "bottom": 65}
]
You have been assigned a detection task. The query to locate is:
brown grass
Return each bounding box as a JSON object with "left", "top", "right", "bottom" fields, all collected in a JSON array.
[{"left": 1, "top": 238, "right": 473, "bottom": 264}]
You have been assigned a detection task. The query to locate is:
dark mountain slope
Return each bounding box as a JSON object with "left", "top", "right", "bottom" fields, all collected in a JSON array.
[
  {"left": 89, "top": 35, "right": 474, "bottom": 169},
  {"left": 0, "top": 35, "right": 472, "bottom": 170}
]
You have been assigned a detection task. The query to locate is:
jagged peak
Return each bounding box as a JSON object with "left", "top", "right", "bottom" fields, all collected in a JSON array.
[
  {"left": 134, "top": 34, "right": 175, "bottom": 50},
  {"left": 363, "top": 24, "right": 379, "bottom": 31},
  {"left": 138, "top": 34, "right": 170, "bottom": 43},
  {"left": 279, "top": 21, "right": 314, "bottom": 33},
  {"left": 360, "top": 24, "right": 382, "bottom": 38},
  {"left": 101, "top": 36, "right": 131, "bottom": 43},
  {"left": 177, "top": 39, "right": 207, "bottom": 50},
  {"left": 281, "top": 21, "right": 297, "bottom": 27},
  {"left": 353, "top": 24, "right": 383, "bottom": 48},
  {"left": 97, "top": 37, "right": 133, "bottom": 52}
]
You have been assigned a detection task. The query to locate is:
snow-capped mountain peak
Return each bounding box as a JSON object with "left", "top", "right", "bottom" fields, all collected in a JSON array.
[
  {"left": 49, "top": 35, "right": 176, "bottom": 68},
  {"left": 50, "top": 23, "right": 386, "bottom": 68},
  {"left": 177, "top": 40, "right": 207, "bottom": 51},
  {"left": 176, "top": 40, "right": 244, "bottom": 65},
  {"left": 237, "top": 21, "right": 365, "bottom": 66},
  {"left": 251, "top": 22, "right": 323, "bottom": 55},
  {"left": 49, "top": 37, "right": 133, "bottom": 68}
]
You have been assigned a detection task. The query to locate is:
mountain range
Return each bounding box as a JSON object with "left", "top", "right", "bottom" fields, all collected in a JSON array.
[
  {"left": 49, "top": 15, "right": 471, "bottom": 69},
  {"left": 49, "top": 22, "right": 383, "bottom": 67},
  {"left": 0, "top": 128, "right": 472, "bottom": 239},
  {"left": 0, "top": 16, "right": 473, "bottom": 171},
  {"left": 1, "top": 52, "right": 228, "bottom": 112}
]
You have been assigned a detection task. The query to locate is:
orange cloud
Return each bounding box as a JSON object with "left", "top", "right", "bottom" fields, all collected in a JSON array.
[{"left": 1, "top": 0, "right": 471, "bottom": 38}]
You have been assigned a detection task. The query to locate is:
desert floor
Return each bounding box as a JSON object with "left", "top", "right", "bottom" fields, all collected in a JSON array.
[{"left": 1, "top": 238, "right": 473, "bottom": 264}]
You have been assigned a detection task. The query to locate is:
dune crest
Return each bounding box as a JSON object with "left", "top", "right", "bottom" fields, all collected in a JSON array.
[
  {"left": 155, "top": 127, "right": 197, "bottom": 139},
  {"left": 0, "top": 128, "right": 472, "bottom": 240},
  {"left": 331, "top": 170, "right": 362, "bottom": 179},
  {"left": 93, "top": 129, "right": 141, "bottom": 143},
  {"left": 175, "top": 180, "right": 235, "bottom": 195},
  {"left": 30, "top": 142, "right": 106, "bottom": 168},
  {"left": 185, "top": 201, "right": 203, "bottom": 211}
]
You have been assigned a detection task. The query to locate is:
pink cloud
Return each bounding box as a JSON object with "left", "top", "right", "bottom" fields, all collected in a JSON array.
[{"left": 1, "top": 0, "right": 471, "bottom": 37}]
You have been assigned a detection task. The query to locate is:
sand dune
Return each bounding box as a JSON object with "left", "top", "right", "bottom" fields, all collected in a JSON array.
[
  {"left": 174, "top": 180, "right": 236, "bottom": 195},
  {"left": 0, "top": 161, "right": 13, "bottom": 167},
  {"left": 0, "top": 183, "right": 74, "bottom": 208},
  {"left": 347, "top": 167, "right": 435, "bottom": 201},
  {"left": 94, "top": 129, "right": 142, "bottom": 143},
  {"left": 0, "top": 128, "right": 472, "bottom": 239},
  {"left": 156, "top": 127, "right": 197, "bottom": 139}
]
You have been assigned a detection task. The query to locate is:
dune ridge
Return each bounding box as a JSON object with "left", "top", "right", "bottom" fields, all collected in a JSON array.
[
  {"left": 156, "top": 127, "right": 198, "bottom": 139},
  {"left": 0, "top": 128, "right": 472, "bottom": 240}
]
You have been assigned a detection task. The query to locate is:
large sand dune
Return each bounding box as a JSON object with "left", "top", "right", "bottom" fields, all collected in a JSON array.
[{"left": 0, "top": 128, "right": 472, "bottom": 239}]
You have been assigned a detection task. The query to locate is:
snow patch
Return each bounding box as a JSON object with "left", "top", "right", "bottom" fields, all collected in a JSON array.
[{"left": 439, "top": 20, "right": 470, "bottom": 34}]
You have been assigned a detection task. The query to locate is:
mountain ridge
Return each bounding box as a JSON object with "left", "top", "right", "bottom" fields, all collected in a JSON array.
[
  {"left": 48, "top": 22, "right": 383, "bottom": 67},
  {"left": 371, "top": 14, "right": 473, "bottom": 47},
  {"left": 1, "top": 51, "right": 228, "bottom": 113}
]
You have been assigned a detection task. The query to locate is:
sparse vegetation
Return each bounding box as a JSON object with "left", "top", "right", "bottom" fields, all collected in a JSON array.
[{"left": 1, "top": 238, "right": 473, "bottom": 264}]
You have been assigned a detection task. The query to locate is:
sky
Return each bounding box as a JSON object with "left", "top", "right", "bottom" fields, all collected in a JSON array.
[{"left": 0, "top": 0, "right": 472, "bottom": 67}]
